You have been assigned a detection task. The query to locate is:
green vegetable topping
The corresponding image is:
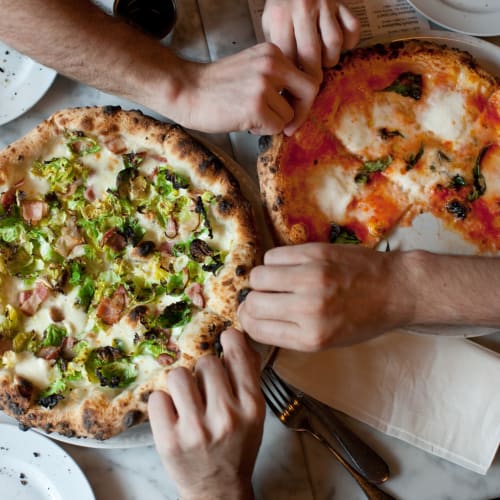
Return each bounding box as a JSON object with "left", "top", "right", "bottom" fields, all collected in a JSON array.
[
  {"left": 157, "top": 300, "right": 192, "bottom": 329},
  {"left": 41, "top": 324, "right": 67, "bottom": 347},
  {"left": 382, "top": 72, "right": 422, "bottom": 100},
  {"left": 405, "top": 144, "right": 424, "bottom": 171},
  {"left": 329, "top": 224, "right": 361, "bottom": 245},
  {"left": 467, "top": 146, "right": 488, "bottom": 201},
  {"left": 354, "top": 156, "right": 392, "bottom": 184}
]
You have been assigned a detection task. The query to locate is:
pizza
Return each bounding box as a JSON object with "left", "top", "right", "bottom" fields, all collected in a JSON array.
[
  {"left": 257, "top": 39, "right": 500, "bottom": 253},
  {"left": 0, "top": 106, "right": 257, "bottom": 439}
]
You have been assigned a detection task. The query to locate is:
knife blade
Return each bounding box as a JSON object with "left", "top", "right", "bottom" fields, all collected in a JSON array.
[{"left": 299, "top": 392, "right": 390, "bottom": 484}]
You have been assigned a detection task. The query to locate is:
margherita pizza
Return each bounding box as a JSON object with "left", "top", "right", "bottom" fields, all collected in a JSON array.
[
  {"left": 0, "top": 106, "right": 257, "bottom": 439},
  {"left": 258, "top": 40, "right": 500, "bottom": 253}
]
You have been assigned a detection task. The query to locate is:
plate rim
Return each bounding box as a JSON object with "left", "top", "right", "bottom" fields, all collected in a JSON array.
[
  {"left": 407, "top": 0, "right": 500, "bottom": 36},
  {"left": 0, "top": 41, "right": 57, "bottom": 127},
  {"left": 0, "top": 422, "right": 95, "bottom": 499}
]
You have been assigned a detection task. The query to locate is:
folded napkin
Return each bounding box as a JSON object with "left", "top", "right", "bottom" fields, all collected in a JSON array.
[{"left": 274, "top": 330, "right": 500, "bottom": 474}]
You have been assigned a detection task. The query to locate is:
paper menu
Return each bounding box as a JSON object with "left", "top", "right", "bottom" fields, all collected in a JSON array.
[{"left": 248, "top": 0, "right": 431, "bottom": 44}]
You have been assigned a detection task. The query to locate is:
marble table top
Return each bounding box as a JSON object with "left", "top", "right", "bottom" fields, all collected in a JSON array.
[{"left": 1, "top": 1, "right": 500, "bottom": 499}]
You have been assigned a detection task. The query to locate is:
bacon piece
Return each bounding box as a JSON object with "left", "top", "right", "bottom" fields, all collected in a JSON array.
[
  {"left": 157, "top": 353, "right": 175, "bottom": 365},
  {"left": 61, "top": 336, "right": 78, "bottom": 360},
  {"left": 158, "top": 241, "right": 174, "bottom": 255},
  {"left": 36, "top": 345, "right": 61, "bottom": 361},
  {"left": 1, "top": 187, "right": 16, "bottom": 210},
  {"left": 21, "top": 200, "right": 48, "bottom": 224},
  {"left": 186, "top": 282, "right": 205, "bottom": 308},
  {"left": 0, "top": 337, "right": 13, "bottom": 355},
  {"left": 101, "top": 228, "right": 127, "bottom": 252},
  {"left": 18, "top": 282, "right": 50, "bottom": 316},
  {"left": 84, "top": 186, "right": 96, "bottom": 202},
  {"left": 96, "top": 285, "right": 128, "bottom": 325},
  {"left": 55, "top": 217, "right": 84, "bottom": 257},
  {"left": 105, "top": 136, "right": 127, "bottom": 155}
]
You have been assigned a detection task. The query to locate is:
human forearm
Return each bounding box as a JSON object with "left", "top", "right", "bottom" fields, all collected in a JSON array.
[
  {"left": 402, "top": 250, "right": 500, "bottom": 328},
  {"left": 0, "top": 0, "right": 184, "bottom": 116}
]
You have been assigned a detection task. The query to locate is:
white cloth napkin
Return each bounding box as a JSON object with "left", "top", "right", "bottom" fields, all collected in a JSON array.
[{"left": 274, "top": 330, "right": 500, "bottom": 474}]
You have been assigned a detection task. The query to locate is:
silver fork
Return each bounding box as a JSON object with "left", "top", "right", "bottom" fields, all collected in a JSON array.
[{"left": 261, "top": 367, "right": 397, "bottom": 500}]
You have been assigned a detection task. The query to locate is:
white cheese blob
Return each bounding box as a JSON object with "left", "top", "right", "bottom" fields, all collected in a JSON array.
[
  {"left": 10, "top": 352, "right": 51, "bottom": 388},
  {"left": 418, "top": 91, "right": 468, "bottom": 143},
  {"left": 335, "top": 108, "right": 374, "bottom": 154},
  {"left": 313, "top": 168, "right": 359, "bottom": 222}
]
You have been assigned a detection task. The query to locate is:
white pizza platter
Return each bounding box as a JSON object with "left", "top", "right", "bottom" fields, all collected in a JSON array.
[
  {"left": 407, "top": 0, "right": 500, "bottom": 37},
  {"left": 0, "top": 422, "right": 95, "bottom": 499},
  {"left": 0, "top": 41, "right": 57, "bottom": 127},
  {"left": 366, "top": 31, "right": 500, "bottom": 338}
]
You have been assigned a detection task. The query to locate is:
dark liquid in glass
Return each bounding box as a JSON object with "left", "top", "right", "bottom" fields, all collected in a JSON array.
[{"left": 114, "top": 0, "right": 177, "bottom": 39}]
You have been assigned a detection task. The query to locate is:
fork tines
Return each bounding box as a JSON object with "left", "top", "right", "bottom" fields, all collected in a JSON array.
[{"left": 260, "top": 367, "right": 297, "bottom": 420}]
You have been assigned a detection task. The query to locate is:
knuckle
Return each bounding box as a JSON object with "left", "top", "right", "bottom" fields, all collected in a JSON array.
[
  {"left": 213, "top": 410, "right": 239, "bottom": 439},
  {"left": 244, "top": 393, "right": 266, "bottom": 421},
  {"left": 306, "top": 326, "right": 333, "bottom": 351}
]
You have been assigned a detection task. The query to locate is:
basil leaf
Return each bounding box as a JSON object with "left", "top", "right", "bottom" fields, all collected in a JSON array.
[{"left": 382, "top": 72, "right": 422, "bottom": 100}]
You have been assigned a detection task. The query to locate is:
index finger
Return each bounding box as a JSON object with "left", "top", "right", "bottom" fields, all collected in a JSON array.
[
  {"left": 263, "top": 242, "right": 335, "bottom": 265},
  {"left": 219, "top": 329, "right": 262, "bottom": 402}
]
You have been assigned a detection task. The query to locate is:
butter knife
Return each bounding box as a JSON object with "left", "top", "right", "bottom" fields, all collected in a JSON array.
[{"left": 299, "top": 392, "right": 390, "bottom": 484}]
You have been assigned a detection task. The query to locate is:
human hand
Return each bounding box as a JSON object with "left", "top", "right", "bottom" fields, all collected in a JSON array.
[
  {"left": 148, "top": 329, "right": 265, "bottom": 500},
  {"left": 239, "top": 243, "right": 416, "bottom": 351},
  {"left": 168, "top": 43, "right": 318, "bottom": 136},
  {"left": 262, "top": 0, "right": 360, "bottom": 84}
]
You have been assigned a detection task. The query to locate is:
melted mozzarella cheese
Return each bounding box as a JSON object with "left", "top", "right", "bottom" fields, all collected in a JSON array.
[
  {"left": 23, "top": 287, "right": 89, "bottom": 337},
  {"left": 82, "top": 149, "right": 122, "bottom": 199},
  {"left": 335, "top": 108, "right": 374, "bottom": 154},
  {"left": 313, "top": 169, "right": 359, "bottom": 222},
  {"left": 418, "top": 90, "right": 468, "bottom": 143},
  {"left": 3, "top": 352, "right": 51, "bottom": 388}
]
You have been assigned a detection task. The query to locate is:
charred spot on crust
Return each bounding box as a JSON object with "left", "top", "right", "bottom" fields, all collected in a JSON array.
[
  {"left": 57, "top": 422, "right": 76, "bottom": 437},
  {"left": 103, "top": 105, "right": 122, "bottom": 115},
  {"left": 16, "top": 378, "right": 34, "bottom": 400},
  {"left": 235, "top": 265, "right": 246, "bottom": 277},
  {"left": 199, "top": 341, "right": 211, "bottom": 350},
  {"left": 258, "top": 135, "right": 273, "bottom": 153},
  {"left": 123, "top": 410, "right": 143, "bottom": 428},
  {"left": 199, "top": 155, "right": 224, "bottom": 175},
  {"left": 8, "top": 401, "right": 24, "bottom": 416},
  {"left": 82, "top": 408, "right": 98, "bottom": 431},
  {"left": 218, "top": 198, "right": 233, "bottom": 214},
  {"left": 38, "top": 394, "right": 64, "bottom": 409},
  {"left": 140, "top": 390, "right": 152, "bottom": 403},
  {"left": 18, "top": 422, "right": 31, "bottom": 431},
  {"left": 237, "top": 287, "right": 251, "bottom": 304},
  {"left": 214, "top": 336, "right": 223, "bottom": 357}
]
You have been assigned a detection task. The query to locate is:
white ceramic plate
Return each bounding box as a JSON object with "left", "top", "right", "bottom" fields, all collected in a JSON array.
[
  {"left": 368, "top": 31, "right": 500, "bottom": 338},
  {"left": 0, "top": 410, "right": 154, "bottom": 448},
  {"left": 0, "top": 41, "right": 56, "bottom": 126},
  {"left": 407, "top": 0, "right": 500, "bottom": 36},
  {"left": 0, "top": 423, "right": 95, "bottom": 499}
]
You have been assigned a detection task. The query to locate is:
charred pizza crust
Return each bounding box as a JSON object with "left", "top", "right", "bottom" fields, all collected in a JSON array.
[
  {"left": 257, "top": 39, "right": 500, "bottom": 248},
  {"left": 0, "top": 106, "right": 258, "bottom": 439}
]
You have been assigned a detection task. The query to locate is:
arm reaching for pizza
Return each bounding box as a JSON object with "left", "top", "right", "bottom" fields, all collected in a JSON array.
[
  {"left": 238, "top": 243, "right": 500, "bottom": 351},
  {"left": 148, "top": 329, "right": 265, "bottom": 500},
  {"left": 0, "top": 0, "right": 318, "bottom": 135}
]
